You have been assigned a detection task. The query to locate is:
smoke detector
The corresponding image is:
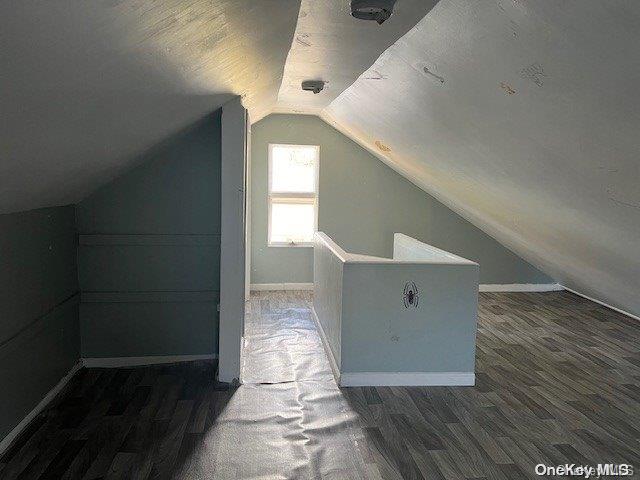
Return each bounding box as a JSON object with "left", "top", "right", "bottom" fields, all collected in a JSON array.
[
  {"left": 350, "top": 0, "right": 396, "bottom": 25},
  {"left": 301, "top": 80, "right": 325, "bottom": 94}
]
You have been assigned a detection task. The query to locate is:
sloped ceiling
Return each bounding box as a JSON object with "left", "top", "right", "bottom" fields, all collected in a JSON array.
[
  {"left": 275, "top": 0, "right": 439, "bottom": 114},
  {"left": 2, "top": 0, "right": 639, "bottom": 316},
  {"left": 0, "top": 0, "right": 301, "bottom": 213},
  {"left": 320, "top": 0, "right": 640, "bottom": 316}
]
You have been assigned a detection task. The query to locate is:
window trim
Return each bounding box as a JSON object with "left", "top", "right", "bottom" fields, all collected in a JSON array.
[{"left": 267, "top": 143, "right": 319, "bottom": 247}]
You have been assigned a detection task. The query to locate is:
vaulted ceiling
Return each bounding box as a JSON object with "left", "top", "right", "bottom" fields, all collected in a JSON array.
[
  {"left": 0, "top": 0, "right": 300, "bottom": 213},
  {"left": 2, "top": 0, "right": 639, "bottom": 316}
]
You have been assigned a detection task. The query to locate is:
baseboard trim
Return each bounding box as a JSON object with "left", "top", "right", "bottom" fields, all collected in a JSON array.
[
  {"left": 81, "top": 354, "right": 217, "bottom": 368},
  {"left": 0, "top": 361, "right": 82, "bottom": 457},
  {"left": 310, "top": 307, "right": 341, "bottom": 385},
  {"left": 250, "top": 283, "right": 314, "bottom": 291},
  {"left": 339, "top": 371, "right": 475, "bottom": 387},
  {"left": 561, "top": 286, "right": 640, "bottom": 322},
  {"left": 479, "top": 283, "right": 563, "bottom": 292}
]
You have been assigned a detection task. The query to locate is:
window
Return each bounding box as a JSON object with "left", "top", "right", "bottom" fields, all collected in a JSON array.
[{"left": 268, "top": 144, "right": 319, "bottom": 246}]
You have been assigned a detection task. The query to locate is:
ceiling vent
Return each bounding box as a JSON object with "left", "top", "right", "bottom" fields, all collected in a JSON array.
[
  {"left": 301, "top": 80, "right": 326, "bottom": 94},
  {"left": 350, "top": 0, "right": 396, "bottom": 25}
]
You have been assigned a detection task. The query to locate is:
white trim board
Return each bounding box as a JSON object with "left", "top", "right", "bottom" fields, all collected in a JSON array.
[
  {"left": 250, "top": 283, "right": 314, "bottom": 291},
  {"left": 82, "top": 354, "right": 217, "bottom": 368},
  {"left": 561, "top": 286, "right": 640, "bottom": 322},
  {"left": 250, "top": 283, "right": 562, "bottom": 292},
  {"left": 479, "top": 283, "right": 563, "bottom": 292},
  {"left": 340, "top": 372, "right": 475, "bottom": 387},
  {"left": 310, "top": 306, "right": 474, "bottom": 388},
  {"left": 219, "top": 96, "right": 248, "bottom": 384},
  {"left": 310, "top": 307, "right": 341, "bottom": 385},
  {"left": 0, "top": 361, "right": 82, "bottom": 457}
]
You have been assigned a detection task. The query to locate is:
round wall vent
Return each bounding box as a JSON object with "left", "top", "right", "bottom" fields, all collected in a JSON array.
[{"left": 350, "top": 0, "right": 396, "bottom": 25}]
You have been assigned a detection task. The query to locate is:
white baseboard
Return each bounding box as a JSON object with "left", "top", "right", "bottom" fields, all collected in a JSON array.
[
  {"left": 310, "top": 308, "right": 474, "bottom": 388},
  {"left": 81, "top": 354, "right": 217, "bottom": 368},
  {"left": 479, "top": 283, "right": 563, "bottom": 292},
  {"left": 561, "top": 286, "right": 640, "bottom": 322},
  {"left": 339, "top": 371, "right": 475, "bottom": 387},
  {"left": 310, "top": 306, "right": 341, "bottom": 385},
  {"left": 250, "top": 283, "right": 313, "bottom": 291},
  {"left": 0, "top": 361, "right": 82, "bottom": 457}
]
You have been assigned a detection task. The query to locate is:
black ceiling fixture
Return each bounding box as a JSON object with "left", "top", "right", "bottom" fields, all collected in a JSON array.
[
  {"left": 350, "top": 0, "right": 396, "bottom": 25},
  {"left": 301, "top": 80, "right": 326, "bottom": 94}
]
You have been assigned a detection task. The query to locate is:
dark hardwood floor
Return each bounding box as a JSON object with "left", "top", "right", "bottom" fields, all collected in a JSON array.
[{"left": 1, "top": 290, "right": 638, "bottom": 479}]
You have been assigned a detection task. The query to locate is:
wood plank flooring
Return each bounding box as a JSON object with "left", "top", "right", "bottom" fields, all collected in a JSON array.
[{"left": 1, "top": 290, "right": 639, "bottom": 479}]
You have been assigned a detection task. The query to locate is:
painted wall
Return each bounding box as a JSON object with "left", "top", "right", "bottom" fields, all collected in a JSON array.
[
  {"left": 0, "top": 206, "right": 79, "bottom": 440},
  {"left": 313, "top": 232, "right": 478, "bottom": 385},
  {"left": 77, "top": 112, "right": 221, "bottom": 358},
  {"left": 322, "top": 1, "right": 640, "bottom": 317},
  {"left": 251, "top": 114, "right": 551, "bottom": 285},
  {"left": 341, "top": 261, "right": 478, "bottom": 375}
]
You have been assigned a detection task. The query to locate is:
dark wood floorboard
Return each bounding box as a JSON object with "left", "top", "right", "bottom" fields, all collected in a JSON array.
[{"left": 1, "top": 290, "right": 639, "bottom": 479}]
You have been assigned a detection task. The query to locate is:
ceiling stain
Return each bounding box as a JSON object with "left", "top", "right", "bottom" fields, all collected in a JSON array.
[
  {"left": 500, "top": 82, "right": 516, "bottom": 95},
  {"left": 375, "top": 140, "right": 392, "bottom": 153}
]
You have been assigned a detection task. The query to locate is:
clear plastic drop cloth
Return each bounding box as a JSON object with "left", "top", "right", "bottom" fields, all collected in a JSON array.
[
  {"left": 188, "top": 291, "right": 371, "bottom": 479},
  {"left": 241, "top": 292, "right": 335, "bottom": 384}
]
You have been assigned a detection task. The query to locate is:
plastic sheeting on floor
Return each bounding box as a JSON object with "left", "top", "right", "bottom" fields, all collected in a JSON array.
[
  {"left": 192, "top": 291, "right": 370, "bottom": 479},
  {"left": 241, "top": 292, "right": 334, "bottom": 385}
]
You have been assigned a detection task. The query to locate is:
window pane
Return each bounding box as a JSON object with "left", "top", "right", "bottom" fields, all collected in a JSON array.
[
  {"left": 270, "top": 202, "right": 315, "bottom": 244},
  {"left": 271, "top": 145, "right": 317, "bottom": 193}
]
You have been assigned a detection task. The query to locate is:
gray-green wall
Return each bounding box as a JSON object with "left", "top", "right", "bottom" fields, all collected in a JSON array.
[
  {"left": 0, "top": 206, "right": 79, "bottom": 440},
  {"left": 77, "top": 112, "right": 221, "bottom": 358},
  {"left": 251, "top": 114, "right": 551, "bottom": 285}
]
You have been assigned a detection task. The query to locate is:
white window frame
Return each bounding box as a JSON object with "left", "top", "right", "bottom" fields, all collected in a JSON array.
[{"left": 267, "top": 143, "right": 319, "bottom": 247}]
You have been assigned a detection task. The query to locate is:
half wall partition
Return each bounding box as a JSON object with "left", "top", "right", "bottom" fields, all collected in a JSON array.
[{"left": 313, "top": 232, "right": 479, "bottom": 387}]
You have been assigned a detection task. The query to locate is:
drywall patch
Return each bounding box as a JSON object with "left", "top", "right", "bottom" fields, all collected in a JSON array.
[
  {"left": 500, "top": 82, "right": 516, "bottom": 95},
  {"left": 520, "top": 63, "right": 546, "bottom": 87}
]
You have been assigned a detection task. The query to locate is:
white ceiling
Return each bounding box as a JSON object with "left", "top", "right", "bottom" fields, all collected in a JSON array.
[
  {"left": 2, "top": 0, "right": 639, "bottom": 315},
  {"left": 321, "top": 0, "right": 640, "bottom": 316},
  {"left": 275, "top": 0, "right": 439, "bottom": 114},
  {"left": 0, "top": 0, "right": 301, "bottom": 213}
]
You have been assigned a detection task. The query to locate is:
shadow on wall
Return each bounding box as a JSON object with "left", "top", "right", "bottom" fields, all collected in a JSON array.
[
  {"left": 1, "top": 0, "right": 303, "bottom": 213},
  {"left": 76, "top": 111, "right": 223, "bottom": 360},
  {"left": 0, "top": 205, "right": 79, "bottom": 441},
  {"left": 3, "top": 81, "right": 232, "bottom": 212}
]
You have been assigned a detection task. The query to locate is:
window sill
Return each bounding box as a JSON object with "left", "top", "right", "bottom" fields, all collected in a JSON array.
[{"left": 268, "top": 242, "right": 314, "bottom": 248}]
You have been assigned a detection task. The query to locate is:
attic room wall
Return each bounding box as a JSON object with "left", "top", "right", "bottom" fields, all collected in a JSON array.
[
  {"left": 0, "top": 206, "right": 79, "bottom": 441},
  {"left": 320, "top": 1, "right": 640, "bottom": 317},
  {"left": 251, "top": 114, "right": 551, "bottom": 285},
  {"left": 76, "top": 112, "right": 221, "bottom": 359}
]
